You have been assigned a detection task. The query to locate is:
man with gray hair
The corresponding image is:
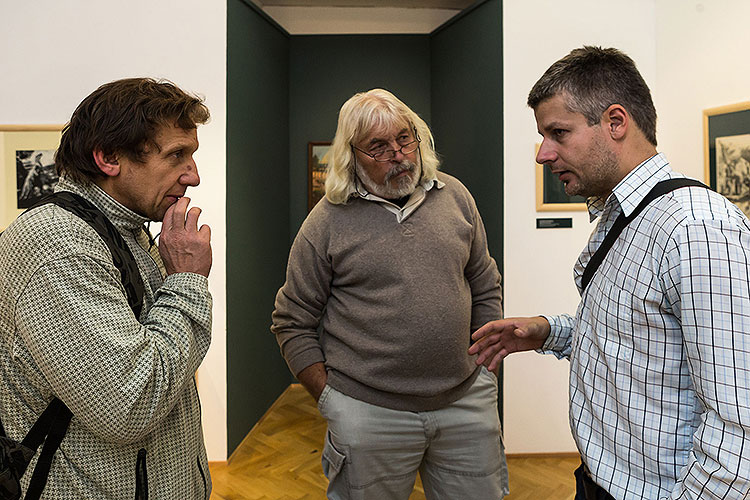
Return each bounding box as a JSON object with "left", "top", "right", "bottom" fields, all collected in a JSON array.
[
  {"left": 470, "top": 46, "right": 750, "bottom": 499},
  {"left": 272, "top": 88, "right": 508, "bottom": 499}
]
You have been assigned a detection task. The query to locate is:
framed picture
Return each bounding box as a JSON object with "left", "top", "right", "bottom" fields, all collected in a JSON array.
[
  {"left": 308, "top": 142, "right": 331, "bottom": 212},
  {"left": 703, "top": 102, "right": 750, "bottom": 218},
  {"left": 1, "top": 125, "right": 64, "bottom": 230},
  {"left": 534, "top": 144, "right": 586, "bottom": 211}
]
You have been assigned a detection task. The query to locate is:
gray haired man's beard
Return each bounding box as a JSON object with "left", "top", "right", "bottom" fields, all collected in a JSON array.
[{"left": 356, "top": 159, "right": 421, "bottom": 200}]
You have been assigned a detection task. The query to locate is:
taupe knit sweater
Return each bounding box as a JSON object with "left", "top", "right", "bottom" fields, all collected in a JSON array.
[{"left": 272, "top": 172, "right": 502, "bottom": 411}]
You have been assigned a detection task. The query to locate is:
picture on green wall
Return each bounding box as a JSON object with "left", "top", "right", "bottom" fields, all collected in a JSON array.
[
  {"left": 534, "top": 143, "right": 586, "bottom": 212},
  {"left": 704, "top": 102, "right": 750, "bottom": 219},
  {"left": 308, "top": 142, "right": 330, "bottom": 212}
]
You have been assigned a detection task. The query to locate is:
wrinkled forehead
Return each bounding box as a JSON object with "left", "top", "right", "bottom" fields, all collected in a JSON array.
[{"left": 352, "top": 108, "right": 412, "bottom": 144}]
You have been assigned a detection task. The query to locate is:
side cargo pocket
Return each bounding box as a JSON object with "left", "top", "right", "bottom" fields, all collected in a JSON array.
[
  {"left": 321, "top": 430, "right": 348, "bottom": 498},
  {"left": 135, "top": 448, "right": 148, "bottom": 500}
]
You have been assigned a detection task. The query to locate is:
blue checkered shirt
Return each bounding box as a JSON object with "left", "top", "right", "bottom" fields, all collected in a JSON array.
[{"left": 543, "top": 153, "right": 750, "bottom": 499}]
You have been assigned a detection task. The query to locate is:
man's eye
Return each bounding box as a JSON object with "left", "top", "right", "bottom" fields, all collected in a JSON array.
[
  {"left": 172, "top": 150, "right": 184, "bottom": 159},
  {"left": 552, "top": 129, "right": 567, "bottom": 139}
]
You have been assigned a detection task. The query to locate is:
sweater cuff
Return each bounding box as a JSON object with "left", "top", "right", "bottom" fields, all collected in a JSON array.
[{"left": 287, "top": 345, "right": 326, "bottom": 378}]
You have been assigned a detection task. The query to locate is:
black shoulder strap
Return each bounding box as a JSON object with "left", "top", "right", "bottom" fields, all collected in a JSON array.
[
  {"left": 32, "top": 191, "right": 145, "bottom": 318},
  {"left": 581, "top": 178, "right": 708, "bottom": 292},
  {"left": 0, "top": 191, "right": 146, "bottom": 498}
]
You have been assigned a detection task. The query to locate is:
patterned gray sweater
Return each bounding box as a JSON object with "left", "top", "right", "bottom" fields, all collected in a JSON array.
[
  {"left": 0, "top": 177, "right": 212, "bottom": 499},
  {"left": 272, "top": 172, "right": 503, "bottom": 411}
]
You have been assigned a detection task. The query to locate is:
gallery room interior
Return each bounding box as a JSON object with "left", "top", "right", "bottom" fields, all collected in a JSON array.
[{"left": 2, "top": 0, "right": 750, "bottom": 497}]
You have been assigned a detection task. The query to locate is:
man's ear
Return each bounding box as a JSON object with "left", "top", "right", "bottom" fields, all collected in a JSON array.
[
  {"left": 93, "top": 149, "right": 120, "bottom": 177},
  {"left": 602, "top": 104, "right": 628, "bottom": 141}
]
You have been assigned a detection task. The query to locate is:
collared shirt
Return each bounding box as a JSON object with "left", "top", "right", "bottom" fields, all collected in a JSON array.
[
  {"left": 355, "top": 176, "right": 445, "bottom": 223},
  {"left": 543, "top": 153, "right": 750, "bottom": 499},
  {"left": 0, "top": 176, "right": 212, "bottom": 499}
]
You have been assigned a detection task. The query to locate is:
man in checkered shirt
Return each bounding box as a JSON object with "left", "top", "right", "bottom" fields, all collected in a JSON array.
[
  {"left": 0, "top": 78, "right": 213, "bottom": 498},
  {"left": 470, "top": 47, "right": 750, "bottom": 499}
]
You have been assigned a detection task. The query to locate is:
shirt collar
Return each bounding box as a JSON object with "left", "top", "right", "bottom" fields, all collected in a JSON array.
[
  {"left": 55, "top": 175, "right": 150, "bottom": 232},
  {"left": 586, "top": 152, "right": 671, "bottom": 221},
  {"left": 354, "top": 174, "right": 445, "bottom": 223}
]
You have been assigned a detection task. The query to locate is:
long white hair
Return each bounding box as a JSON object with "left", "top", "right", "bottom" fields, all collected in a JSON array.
[{"left": 325, "top": 89, "right": 440, "bottom": 205}]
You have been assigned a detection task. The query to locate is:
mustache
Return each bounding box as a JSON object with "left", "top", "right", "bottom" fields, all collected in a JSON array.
[{"left": 384, "top": 160, "right": 417, "bottom": 183}]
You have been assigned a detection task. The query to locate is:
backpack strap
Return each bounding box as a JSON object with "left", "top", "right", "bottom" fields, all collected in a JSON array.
[
  {"left": 0, "top": 191, "right": 146, "bottom": 498},
  {"left": 581, "top": 178, "right": 708, "bottom": 292},
  {"left": 36, "top": 191, "right": 145, "bottom": 317}
]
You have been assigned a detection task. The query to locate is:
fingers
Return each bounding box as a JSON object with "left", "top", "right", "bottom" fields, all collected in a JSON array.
[
  {"left": 471, "top": 319, "right": 510, "bottom": 341},
  {"left": 198, "top": 224, "right": 211, "bottom": 241},
  {"left": 185, "top": 206, "right": 202, "bottom": 231},
  {"left": 165, "top": 197, "right": 190, "bottom": 231}
]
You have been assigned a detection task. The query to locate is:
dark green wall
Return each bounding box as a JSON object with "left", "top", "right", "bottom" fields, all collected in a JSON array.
[
  {"left": 226, "top": 0, "right": 291, "bottom": 454},
  {"left": 226, "top": 0, "right": 503, "bottom": 456},
  {"left": 288, "top": 35, "right": 431, "bottom": 236},
  {"left": 430, "top": 0, "right": 503, "bottom": 266},
  {"left": 430, "top": 0, "right": 504, "bottom": 415}
]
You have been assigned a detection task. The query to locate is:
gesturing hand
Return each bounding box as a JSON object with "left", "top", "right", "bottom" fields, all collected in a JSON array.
[
  {"left": 468, "top": 316, "right": 551, "bottom": 372},
  {"left": 158, "top": 197, "right": 212, "bottom": 277}
]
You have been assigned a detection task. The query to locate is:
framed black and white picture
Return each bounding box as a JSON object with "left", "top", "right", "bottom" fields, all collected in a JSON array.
[
  {"left": 704, "top": 102, "right": 750, "bottom": 218},
  {"left": 1, "top": 125, "right": 63, "bottom": 230}
]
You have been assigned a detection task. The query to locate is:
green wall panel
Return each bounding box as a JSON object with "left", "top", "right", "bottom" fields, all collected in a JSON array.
[
  {"left": 430, "top": 0, "right": 504, "bottom": 416},
  {"left": 430, "top": 0, "right": 503, "bottom": 266},
  {"left": 226, "top": 0, "right": 504, "bottom": 456},
  {"left": 226, "top": 0, "right": 291, "bottom": 455}
]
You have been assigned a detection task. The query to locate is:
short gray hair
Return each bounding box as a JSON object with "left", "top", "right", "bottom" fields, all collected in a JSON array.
[{"left": 528, "top": 46, "right": 657, "bottom": 146}]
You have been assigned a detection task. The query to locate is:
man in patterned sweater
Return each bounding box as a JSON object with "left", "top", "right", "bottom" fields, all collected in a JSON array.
[
  {"left": 0, "top": 78, "right": 213, "bottom": 498},
  {"left": 272, "top": 89, "right": 508, "bottom": 499},
  {"left": 470, "top": 47, "right": 750, "bottom": 499}
]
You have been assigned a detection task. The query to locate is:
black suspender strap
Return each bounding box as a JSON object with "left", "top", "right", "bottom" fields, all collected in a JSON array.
[{"left": 580, "top": 178, "right": 708, "bottom": 292}]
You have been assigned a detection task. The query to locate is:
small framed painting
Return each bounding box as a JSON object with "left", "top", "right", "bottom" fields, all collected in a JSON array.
[
  {"left": 1, "top": 125, "right": 64, "bottom": 230},
  {"left": 534, "top": 144, "right": 586, "bottom": 212},
  {"left": 308, "top": 142, "right": 331, "bottom": 212},
  {"left": 703, "top": 102, "right": 750, "bottom": 218}
]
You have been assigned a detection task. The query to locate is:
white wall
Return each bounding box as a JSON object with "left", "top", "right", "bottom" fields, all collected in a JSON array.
[
  {"left": 655, "top": 0, "right": 750, "bottom": 182},
  {"left": 502, "top": 0, "right": 657, "bottom": 454},
  {"left": 0, "top": 1, "right": 228, "bottom": 460},
  {"left": 5, "top": 0, "right": 743, "bottom": 464}
]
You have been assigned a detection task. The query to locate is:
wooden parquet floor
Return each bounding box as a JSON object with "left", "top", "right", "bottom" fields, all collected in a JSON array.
[{"left": 209, "top": 384, "right": 578, "bottom": 500}]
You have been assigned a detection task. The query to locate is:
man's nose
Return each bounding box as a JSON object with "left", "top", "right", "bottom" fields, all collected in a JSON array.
[
  {"left": 181, "top": 159, "right": 200, "bottom": 186},
  {"left": 536, "top": 140, "right": 557, "bottom": 165}
]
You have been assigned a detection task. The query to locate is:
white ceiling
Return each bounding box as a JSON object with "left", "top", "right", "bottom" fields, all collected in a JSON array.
[{"left": 256, "top": 0, "right": 473, "bottom": 8}]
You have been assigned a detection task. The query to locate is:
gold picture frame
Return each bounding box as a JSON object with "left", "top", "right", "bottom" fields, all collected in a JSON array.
[
  {"left": 1, "top": 125, "right": 64, "bottom": 230},
  {"left": 534, "top": 143, "right": 586, "bottom": 212},
  {"left": 308, "top": 142, "right": 330, "bottom": 212},
  {"left": 703, "top": 102, "right": 750, "bottom": 218}
]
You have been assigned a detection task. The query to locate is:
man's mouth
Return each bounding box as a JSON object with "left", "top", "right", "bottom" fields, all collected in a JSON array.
[
  {"left": 385, "top": 164, "right": 415, "bottom": 182},
  {"left": 550, "top": 169, "right": 571, "bottom": 185}
]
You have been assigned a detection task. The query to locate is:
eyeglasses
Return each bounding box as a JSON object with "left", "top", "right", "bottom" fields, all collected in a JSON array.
[{"left": 351, "top": 136, "right": 421, "bottom": 162}]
